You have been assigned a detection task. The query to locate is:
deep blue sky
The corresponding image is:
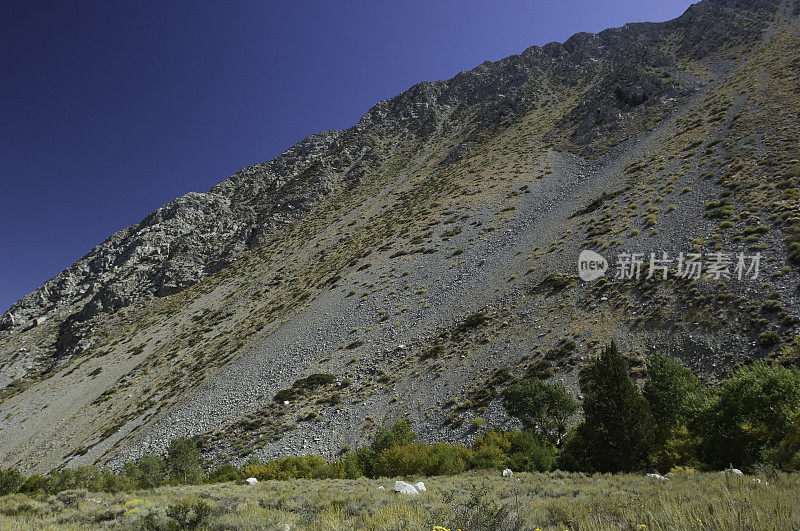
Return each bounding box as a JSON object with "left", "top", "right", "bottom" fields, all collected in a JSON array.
[{"left": 0, "top": 0, "right": 695, "bottom": 312}]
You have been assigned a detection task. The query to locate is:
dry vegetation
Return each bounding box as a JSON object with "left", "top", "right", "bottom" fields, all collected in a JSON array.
[{"left": 1, "top": 470, "right": 797, "bottom": 530}]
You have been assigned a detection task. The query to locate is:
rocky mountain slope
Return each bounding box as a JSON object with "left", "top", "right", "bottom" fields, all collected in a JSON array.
[{"left": 1, "top": 0, "right": 799, "bottom": 473}]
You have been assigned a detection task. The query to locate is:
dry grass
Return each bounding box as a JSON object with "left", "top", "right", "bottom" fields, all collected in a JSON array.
[{"left": 0, "top": 470, "right": 798, "bottom": 530}]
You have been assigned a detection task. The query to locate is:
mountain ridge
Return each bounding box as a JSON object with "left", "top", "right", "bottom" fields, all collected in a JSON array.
[
  {"left": 1, "top": 0, "right": 799, "bottom": 474},
  {"left": 0, "top": 0, "right": 774, "bottom": 333}
]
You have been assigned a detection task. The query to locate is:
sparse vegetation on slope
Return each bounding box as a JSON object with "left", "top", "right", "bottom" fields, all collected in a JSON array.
[{"left": 1, "top": 0, "right": 799, "bottom": 485}]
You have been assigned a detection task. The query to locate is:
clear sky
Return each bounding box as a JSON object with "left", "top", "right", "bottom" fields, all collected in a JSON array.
[{"left": 0, "top": 0, "right": 696, "bottom": 312}]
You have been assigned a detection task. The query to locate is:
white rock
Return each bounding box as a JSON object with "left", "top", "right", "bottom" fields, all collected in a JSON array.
[
  {"left": 394, "top": 481, "right": 418, "bottom": 494},
  {"left": 245, "top": 477, "right": 258, "bottom": 485},
  {"left": 502, "top": 468, "right": 513, "bottom": 477},
  {"left": 722, "top": 468, "right": 744, "bottom": 476},
  {"left": 414, "top": 481, "right": 426, "bottom": 492},
  {"left": 646, "top": 473, "right": 666, "bottom": 480},
  {"left": 377, "top": 486, "right": 385, "bottom": 490},
  {"left": 283, "top": 401, "right": 290, "bottom": 406}
]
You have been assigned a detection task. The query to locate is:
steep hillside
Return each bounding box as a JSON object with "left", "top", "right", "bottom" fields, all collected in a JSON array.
[{"left": 1, "top": 0, "right": 799, "bottom": 473}]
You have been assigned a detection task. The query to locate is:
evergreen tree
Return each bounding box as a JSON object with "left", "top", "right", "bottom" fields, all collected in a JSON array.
[{"left": 570, "top": 342, "right": 653, "bottom": 472}]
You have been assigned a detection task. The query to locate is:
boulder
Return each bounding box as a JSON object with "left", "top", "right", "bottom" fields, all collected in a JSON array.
[
  {"left": 502, "top": 468, "right": 513, "bottom": 477},
  {"left": 245, "top": 477, "right": 258, "bottom": 485},
  {"left": 722, "top": 468, "right": 744, "bottom": 476},
  {"left": 646, "top": 473, "right": 667, "bottom": 480},
  {"left": 394, "top": 481, "right": 418, "bottom": 494}
]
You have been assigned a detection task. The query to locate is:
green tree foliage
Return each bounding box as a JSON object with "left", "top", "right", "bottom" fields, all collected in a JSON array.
[
  {"left": 47, "top": 466, "right": 103, "bottom": 492},
  {"left": 10, "top": 352, "right": 800, "bottom": 496},
  {"left": 124, "top": 454, "right": 167, "bottom": 489},
  {"left": 371, "top": 419, "right": 417, "bottom": 454},
  {"left": 372, "top": 442, "right": 471, "bottom": 477},
  {"left": 471, "top": 429, "right": 555, "bottom": 472},
  {"left": 503, "top": 378, "right": 578, "bottom": 446},
  {"left": 20, "top": 474, "right": 47, "bottom": 494},
  {"left": 644, "top": 355, "right": 702, "bottom": 436},
  {"left": 763, "top": 410, "right": 800, "bottom": 470},
  {"left": 564, "top": 342, "right": 653, "bottom": 472},
  {"left": 338, "top": 451, "right": 363, "bottom": 479},
  {"left": 643, "top": 355, "right": 705, "bottom": 470},
  {"left": 167, "top": 437, "right": 203, "bottom": 484},
  {"left": 207, "top": 463, "right": 241, "bottom": 483},
  {"left": 242, "top": 455, "right": 328, "bottom": 480},
  {"left": 356, "top": 419, "right": 418, "bottom": 477},
  {"left": 0, "top": 467, "right": 25, "bottom": 495},
  {"left": 698, "top": 361, "right": 800, "bottom": 469}
]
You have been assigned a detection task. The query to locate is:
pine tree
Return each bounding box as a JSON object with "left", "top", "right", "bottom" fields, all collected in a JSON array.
[{"left": 574, "top": 342, "right": 653, "bottom": 472}]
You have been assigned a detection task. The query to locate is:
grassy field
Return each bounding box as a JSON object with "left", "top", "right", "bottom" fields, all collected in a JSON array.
[{"left": 0, "top": 470, "right": 797, "bottom": 530}]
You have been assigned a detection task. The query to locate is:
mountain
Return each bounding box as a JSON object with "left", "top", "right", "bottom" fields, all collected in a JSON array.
[{"left": 1, "top": 0, "right": 799, "bottom": 473}]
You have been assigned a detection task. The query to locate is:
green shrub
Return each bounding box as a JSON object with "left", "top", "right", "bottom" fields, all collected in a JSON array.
[
  {"left": 274, "top": 373, "right": 336, "bottom": 402},
  {"left": 338, "top": 451, "right": 363, "bottom": 479},
  {"left": 778, "top": 335, "right": 800, "bottom": 365},
  {"left": 166, "top": 499, "right": 213, "bottom": 529},
  {"left": 0, "top": 468, "right": 25, "bottom": 496},
  {"left": 370, "top": 419, "right": 417, "bottom": 455},
  {"left": 207, "top": 464, "right": 240, "bottom": 483},
  {"left": 763, "top": 410, "right": 800, "bottom": 470},
  {"left": 455, "top": 312, "right": 488, "bottom": 334},
  {"left": 371, "top": 443, "right": 429, "bottom": 477},
  {"left": 644, "top": 356, "right": 703, "bottom": 438},
  {"left": 470, "top": 440, "right": 509, "bottom": 470},
  {"left": 244, "top": 455, "right": 328, "bottom": 480},
  {"left": 759, "top": 331, "right": 781, "bottom": 348},
  {"left": 372, "top": 442, "right": 471, "bottom": 477},
  {"left": 47, "top": 466, "right": 104, "bottom": 493},
  {"left": 526, "top": 359, "right": 554, "bottom": 379},
  {"left": 471, "top": 429, "right": 555, "bottom": 472},
  {"left": 96, "top": 468, "right": 132, "bottom": 492},
  {"left": 789, "top": 242, "right": 800, "bottom": 264},
  {"left": 19, "top": 474, "right": 47, "bottom": 494},
  {"left": 424, "top": 443, "right": 472, "bottom": 476}
]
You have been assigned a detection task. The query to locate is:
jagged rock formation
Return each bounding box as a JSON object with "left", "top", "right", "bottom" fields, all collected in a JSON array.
[{"left": 1, "top": 0, "right": 799, "bottom": 473}]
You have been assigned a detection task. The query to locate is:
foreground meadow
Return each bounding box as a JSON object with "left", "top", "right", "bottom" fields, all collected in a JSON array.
[{"left": 0, "top": 470, "right": 797, "bottom": 530}]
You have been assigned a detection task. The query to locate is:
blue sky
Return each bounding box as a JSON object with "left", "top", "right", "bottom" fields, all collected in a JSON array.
[{"left": 0, "top": 0, "right": 695, "bottom": 312}]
